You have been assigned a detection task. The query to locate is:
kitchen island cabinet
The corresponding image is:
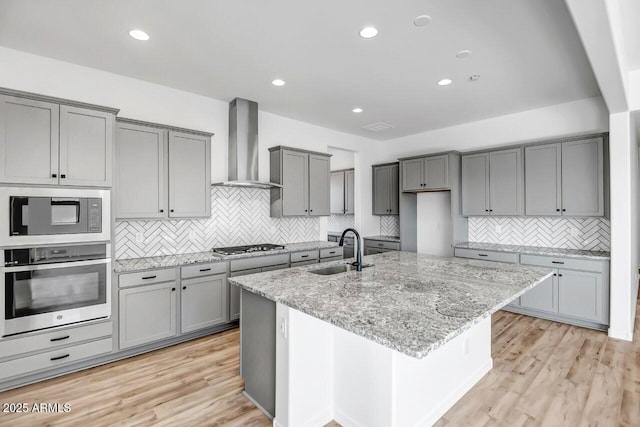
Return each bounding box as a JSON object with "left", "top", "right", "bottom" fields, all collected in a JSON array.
[{"left": 231, "top": 251, "right": 551, "bottom": 426}]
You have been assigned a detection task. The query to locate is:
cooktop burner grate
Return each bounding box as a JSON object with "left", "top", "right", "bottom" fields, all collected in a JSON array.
[{"left": 212, "top": 243, "right": 285, "bottom": 255}]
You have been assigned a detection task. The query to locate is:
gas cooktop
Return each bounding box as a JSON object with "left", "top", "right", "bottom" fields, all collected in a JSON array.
[{"left": 212, "top": 243, "right": 285, "bottom": 256}]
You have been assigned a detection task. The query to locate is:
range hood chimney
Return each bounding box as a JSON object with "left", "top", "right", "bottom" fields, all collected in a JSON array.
[{"left": 215, "top": 98, "right": 281, "bottom": 189}]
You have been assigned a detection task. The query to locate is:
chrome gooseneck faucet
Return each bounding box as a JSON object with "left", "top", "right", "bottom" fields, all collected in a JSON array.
[{"left": 339, "top": 228, "right": 362, "bottom": 272}]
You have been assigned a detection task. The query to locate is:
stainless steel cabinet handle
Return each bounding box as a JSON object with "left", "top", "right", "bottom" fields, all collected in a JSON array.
[
  {"left": 329, "top": 251, "right": 336, "bottom": 254},
  {"left": 301, "top": 255, "right": 309, "bottom": 258},
  {"left": 478, "top": 254, "right": 488, "bottom": 257},
  {"left": 50, "top": 335, "right": 70, "bottom": 342},
  {"left": 551, "top": 261, "right": 564, "bottom": 264},
  {"left": 50, "top": 354, "right": 70, "bottom": 361},
  {"left": 199, "top": 268, "right": 211, "bottom": 272},
  {"left": 142, "top": 275, "right": 157, "bottom": 280}
]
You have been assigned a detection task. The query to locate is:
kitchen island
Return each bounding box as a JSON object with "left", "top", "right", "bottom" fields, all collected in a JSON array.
[{"left": 229, "top": 251, "right": 553, "bottom": 427}]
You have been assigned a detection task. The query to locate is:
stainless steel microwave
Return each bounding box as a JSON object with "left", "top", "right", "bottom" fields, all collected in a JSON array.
[{"left": 0, "top": 187, "right": 111, "bottom": 246}]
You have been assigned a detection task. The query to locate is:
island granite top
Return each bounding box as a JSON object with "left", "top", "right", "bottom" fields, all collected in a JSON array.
[
  {"left": 453, "top": 241, "right": 610, "bottom": 260},
  {"left": 114, "top": 241, "right": 339, "bottom": 273},
  {"left": 228, "top": 251, "right": 553, "bottom": 359}
]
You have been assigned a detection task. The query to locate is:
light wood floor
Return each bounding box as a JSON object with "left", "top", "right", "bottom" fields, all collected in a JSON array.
[{"left": 1, "top": 299, "right": 639, "bottom": 426}]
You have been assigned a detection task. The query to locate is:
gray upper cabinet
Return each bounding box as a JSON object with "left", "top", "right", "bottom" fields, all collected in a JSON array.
[
  {"left": 308, "top": 154, "right": 330, "bottom": 216},
  {"left": 116, "top": 119, "right": 212, "bottom": 220},
  {"left": 330, "top": 169, "right": 355, "bottom": 215},
  {"left": 401, "top": 155, "right": 449, "bottom": 192},
  {"left": 181, "top": 273, "right": 228, "bottom": 333},
  {"left": 269, "top": 146, "right": 331, "bottom": 217},
  {"left": 462, "top": 148, "right": 523, "bottom": 216},
  {"left": 561, "top": 138, "right": 604, "bottom": 216},
  {"left": 59, "top": 105, "right": 113, "bottom": 187},
  {"left": 116, "top": 122, "right": 166, "bottom": 219},
  {"left": 0, "top": 92, "right": 116, "bottom": 187},
  {"left": 525, "top": 137, "right": 604, "bottom": 217},
  {"left": 461, "top": 153, "right": 489, "bottom": 215},
  {"left": 373, "top": 163, "right": 399, "bottom": 215},
  {"left": 525, "top": 143, "right": 562, "bottom": 216},
  {"left": 0, "top": 95, "right": 59, "bottom": 185},
  {"left": 168, "top": 131, "right": 211, "bottom": 218},
  {"left": 330, "top": 171, "right": 345, "bottom": 214}
]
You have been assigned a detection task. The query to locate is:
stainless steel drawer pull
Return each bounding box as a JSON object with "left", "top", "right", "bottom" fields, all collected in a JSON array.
[
  {"left": 478, "top": 254, "right": 488, "bottom": 257},
  {"left": 50, "top": 354, "right": 70, "bottom": 361},
  {"left": 199, "top": 268, "right": 211, "bottom": 272},
  {"left": 50, "top": 335, "right": 70, "bottom": 342},
  {"left": 142, "top": 275, "right": 157, "bottom": 280},
  {"left": 551, "top": 261, "right": 564, "bottom": 264}
]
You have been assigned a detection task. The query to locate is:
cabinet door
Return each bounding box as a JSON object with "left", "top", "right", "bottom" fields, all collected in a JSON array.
[
  {"left": 520, "top": 273, "right": 558, "bottom": 313},
  {"left": 116, "top": 123, "right": 167, "bottom": 219},
  {"left": 0, "top": 95, "right": 59, "bottom": 185},
  {"left": 181, "top": 274, "right": 228, "bottom": 333},
  {"left": 561, "top": 138, "right": 604, "bottom": 216},
  {"left": 308, "top": 154, "right": 331, "bottom": 216},
  {"left": 401, "top": 158, "right": 424, "bottom": 191},
  {"left": 525, "top": 143, "right": 562, "bottom": 216},
  {"left": 168, "top": 131, "right": 211, "bottom": 218},
  {"left": 59, "top": 106, "right": 113, "bottom": 187},
  {"left": 461, "top": 153, "right": 489, "bottom": 215},
  {"left": 330, "top": 171, "right": 345, "bottom": 214},
  {"left": 119, "top": 282, "right": 177, "bottom": 349},
  {"left": 389, "top": 164, "right": 399, "bottom": 215},
  {"left": 489, "top": 148, "right": 523, "bottom": 215},
  {"left": 558, "top": 270, "right": 605, "bottom": 323},
  {"left": 281, "top": 150, "right": 309, "bottom": 216},
  {"left": 345, "top": 169, "right": 355, "bottom": 214},
  {"left": 425, "top": 155, "right": 449, "bottom": 189},
  {"left": 372, "top": 165, "right": 391, "bottom": 215}
]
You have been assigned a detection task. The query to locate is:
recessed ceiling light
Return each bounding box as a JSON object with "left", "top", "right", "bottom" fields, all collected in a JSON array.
[
  {"left": 271, "top": 79, "right": 286, "bottom": 86},
  {"left": 352, "top": 107, "right": 363, "bottom": 113},
  {"left": 359, "top": 26, "right": 379, "bottom": 39},
  {"left": 456, "top": 50, "right": 472, "bottom": 59},
  {"left": 129, "top": 29, "right": 150, "bottom": 41},
  {"left": 414, "top": 15, "right": 432, "bottom": 27},
  {"left": 469, "top": 75, "right": 480, "bottom": 81},
  {"left": 437, "top": 78, "right": 453, "bottom": 86}
]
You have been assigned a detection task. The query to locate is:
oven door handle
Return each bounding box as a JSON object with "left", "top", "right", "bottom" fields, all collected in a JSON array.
[{"left": 1, "top": 258, "right": 111, "bottom": 273}]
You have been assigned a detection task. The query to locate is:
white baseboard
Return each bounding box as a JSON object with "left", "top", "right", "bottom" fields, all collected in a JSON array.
[
  {"left": 273, "top": 417, "right": 284, "bottom": 427},
  {"left": 608, "top": 328, "right": 633, "bottom": 341},
  {"left": 416, "top": 359, "right": 493, "bottom": 427}
]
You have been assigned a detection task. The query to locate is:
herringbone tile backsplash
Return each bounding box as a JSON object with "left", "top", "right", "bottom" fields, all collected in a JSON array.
[
  {"left": 468, "top": 217, "right": 610, "bottom": 251},
  {"left": 328, "top": 214, "right": 354, "bottom": 233},
  {"left": 115, "top": 186, "right": 320, "bottom": 259},
  {"left": 380, "top": 216, "right": 400, "bottom": 237}
]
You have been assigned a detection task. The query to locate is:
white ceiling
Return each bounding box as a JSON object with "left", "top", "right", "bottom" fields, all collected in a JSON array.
[{"left": 0, "top": 0, "right": 600, "bottom": 140}]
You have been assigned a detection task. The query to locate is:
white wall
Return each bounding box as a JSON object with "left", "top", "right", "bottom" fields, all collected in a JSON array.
[
  {"left": 327, "top": 148, "right": 355, "bottom": 170},
  {"left": 0, "top": 46, "right": 381, "bottom": 239},
  {"left": 416, "top": 192, "right": 452, "bottom": 257}
]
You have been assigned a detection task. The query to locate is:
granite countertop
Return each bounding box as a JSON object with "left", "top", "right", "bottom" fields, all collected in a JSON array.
[
  {"left": 364, "top": 235, "right": 401, "bottom": 243},
  {"left": 114, "top": 241, "right": 339, "bottom": 273},
  {"left": 228, "top": 251, "right": 553, "bottom": 359},
  {"left": 453, "top": 242, "right": 610, "bottom": 260}
]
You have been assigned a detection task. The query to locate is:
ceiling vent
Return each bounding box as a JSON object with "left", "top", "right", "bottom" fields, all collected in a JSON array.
[{"left": 362, "top": 122, "right": 395, "bottom": 132}]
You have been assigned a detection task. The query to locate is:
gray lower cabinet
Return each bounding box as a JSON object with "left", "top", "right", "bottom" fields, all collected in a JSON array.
[
  {"left": 525, "top": 137, "right": 604, "bottom": 217},
  {"left": 462, "top": 148, "right": 523, "bottom": 216},
  {"left": 519, "top": 273, "right": 557, "bottom": 313},
  {"left": 115, "top": 119, "right": 212, "bottom": 220},
  {"left": 372, "top": 163, "right": 399, "bottom": 215},
  {"left": 557, "top": 269, "right": 605, "bottom": 323},
  {"left": 119, "top": 281, "right": 178, "bottom": 349},
  {"left": 400, "top": 154, "right": 449, "bottom": 192},
  {"left": 0, "top": 92, "right": 116, "bottom": 187},
  {"left": 330, "top": 169, "right": 355, "bottom": 214},
  {"left": 181, "top": 273, "right": 228, "bottom": 333},
  {"left": 364, "top": 239, "right": 400, "bottom": 255},
  {"left": 270, "top": 146, "right": 332, "bottom": 217}
]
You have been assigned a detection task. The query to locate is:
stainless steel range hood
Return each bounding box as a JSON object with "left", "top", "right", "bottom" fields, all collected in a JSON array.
[{"left": 214, "top": 98, "right": 282, "bottom": 189}]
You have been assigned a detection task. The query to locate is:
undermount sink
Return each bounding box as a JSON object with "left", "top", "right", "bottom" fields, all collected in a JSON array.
[{"left": 309, "top": 263, "right": 374, "bottom": 275}]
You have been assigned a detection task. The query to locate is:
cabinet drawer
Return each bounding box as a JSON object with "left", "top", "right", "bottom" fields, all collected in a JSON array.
[
  {"left": 0, "top": 338, "right": 113, "bottom": 381},
  {"left": 520, "top": 254, "right": 604, "bottom": 273},
  {"left": 291, "top": 260, "right": 318, "bottom": 267},
  {"left": 320, "top": 247, "right": 343, "bottom": 259},
  {"left": 0, "top": 321, "right": 112, "bottom": 359},
  {"left": 230, "top": 254, "right": 290, "bottom": 272},
  {"left": 454, "top": 248, "right": 519, "bottom": 263},
  {"left": 181, "top": 262, "right": 227, "bottom": 279},
  {"left": 119, "top": 268, "right": 177, "bottom": 288},
  {"left": 364, "top": 240, "right": 400, "bottom": 251},
  {"left": 290, "top": 250, "right": 319, "bottom": 263}
]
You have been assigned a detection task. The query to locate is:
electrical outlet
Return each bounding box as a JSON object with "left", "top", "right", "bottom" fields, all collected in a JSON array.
[
  {"left": 280, "top": 318, "right": 288, "bottom": 339},
  {"left": 495, "top": 225, "right": 502, "bottom": 233},
  {"left": 135, "top": 232, "right": 144, "bottom": 243}
]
